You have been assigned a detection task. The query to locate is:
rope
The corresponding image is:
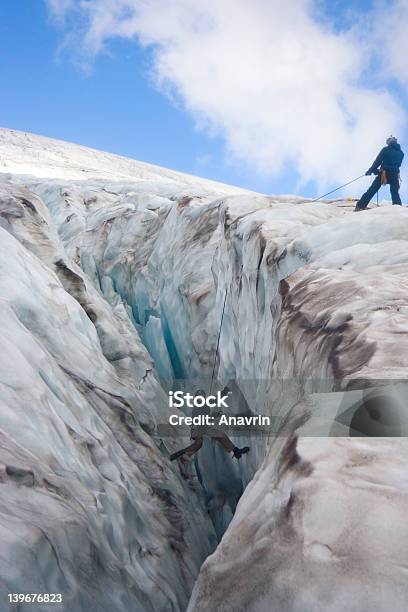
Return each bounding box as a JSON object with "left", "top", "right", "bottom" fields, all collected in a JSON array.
[
  {"left": 311, "top": 174, "right": 366, "bottom": 202},
  {"left": 209, "top": 288, "right": 228, "bottom": 395}
]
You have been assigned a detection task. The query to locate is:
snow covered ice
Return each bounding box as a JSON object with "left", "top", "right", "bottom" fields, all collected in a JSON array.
[{"left": 1, "top": 127, "right": 408, "bottom": 611}]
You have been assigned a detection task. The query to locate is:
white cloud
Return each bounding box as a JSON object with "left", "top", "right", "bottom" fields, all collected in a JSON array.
[
  {"left": 46, "top": 0, "right": 407, "bottom": 192},
  {"left": 371, "top": 0, "right": 408, "bottom": 90},
  {"left": 47, "top": 0, "right": 76, "bottom": 21}
]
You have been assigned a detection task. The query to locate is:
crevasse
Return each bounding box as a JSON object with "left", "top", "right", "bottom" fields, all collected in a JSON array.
[{"left": 2, "top": 129, "right": 408, "bottom": 612}]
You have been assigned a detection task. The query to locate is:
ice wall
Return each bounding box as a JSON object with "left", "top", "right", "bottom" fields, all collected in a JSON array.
[
  {"left": 2, "top": 128, "right": 408, "bottom": 612},
  {"left": 189, "top": 202, "right": 408, "bottom": 611},
  {"left": 0, "top": 180, "right": 217, "bottom": 612}
]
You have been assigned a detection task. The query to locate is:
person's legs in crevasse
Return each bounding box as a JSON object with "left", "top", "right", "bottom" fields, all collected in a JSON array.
[
  {"left": 212, "top": 432, "right": 250, "bottom": 458},
  {"left": 170, "top": 436, "right": 203, "bottom": 461},
  {"left": 355, "top": 175, "right": 381, "bottom": 209},
  {"left": 388, "top": 171, "right": 402, "bottom": 205},
  {"left": 184, "top": 436, "right": 203, "bottom": 457},
  {"left": 213, "top": 432, "right": 235, "bottom": 453}
]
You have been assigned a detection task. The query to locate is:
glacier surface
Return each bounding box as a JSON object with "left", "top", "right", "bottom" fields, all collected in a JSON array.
[{"left": 1, "top": 128, "right": 408, "bottom": 611}]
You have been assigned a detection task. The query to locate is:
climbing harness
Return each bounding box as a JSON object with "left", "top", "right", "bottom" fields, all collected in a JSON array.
[
  {"left": 311, "top": 174, "right": 366, "bottom": 202},
  {"left": 381, "top": 170, "right": 388, "bottom": 186},
  {"left": 209, "top": 288, "right": 228, "bottom": 395}
]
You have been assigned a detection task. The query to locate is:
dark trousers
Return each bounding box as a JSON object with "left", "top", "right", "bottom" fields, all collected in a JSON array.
[{"left": 356, "top": 170, "right": 402, "bottom": 209}]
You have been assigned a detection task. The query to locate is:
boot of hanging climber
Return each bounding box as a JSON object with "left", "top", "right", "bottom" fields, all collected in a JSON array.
[
  {"left": 233, "top": 446, "right": 250, "bottom": 459},
  {"left": 170, "top": 448, "right": 187, "bottom": 461}
]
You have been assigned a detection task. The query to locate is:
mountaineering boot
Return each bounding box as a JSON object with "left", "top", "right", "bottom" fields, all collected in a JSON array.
[
  {"left": 233, "top": 446, "right": 250, "bottom": 459},
  {"left": 170, "top": 448, "right": 187, "bottom": 461}
]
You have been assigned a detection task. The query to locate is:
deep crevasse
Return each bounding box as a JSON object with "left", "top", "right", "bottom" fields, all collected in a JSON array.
[{"left": 2, "top": 129, "right": 408, "bottom": 612}]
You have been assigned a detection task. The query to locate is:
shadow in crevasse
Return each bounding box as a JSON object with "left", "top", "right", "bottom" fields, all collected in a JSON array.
[
  {"left": 334, "top": 386, "right": 407, "bottom": 437},
  {"left": 350, "top": 394, "right": 401, "bottom": 436}
]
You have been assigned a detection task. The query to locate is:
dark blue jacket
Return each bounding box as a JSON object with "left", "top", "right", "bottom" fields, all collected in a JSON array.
[{"left": 368, "top": 142, "right": 404, "bottom": 173}]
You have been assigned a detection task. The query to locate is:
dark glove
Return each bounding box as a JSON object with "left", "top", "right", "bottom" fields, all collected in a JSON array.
[{"left": 365, "top": 169, "right": 373, "bottom": 175}]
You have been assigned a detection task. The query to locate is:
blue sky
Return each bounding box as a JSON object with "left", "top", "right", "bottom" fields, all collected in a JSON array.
[
  {"left": 1, "top": 1, "right": 407, "bottom": 199},
  {"left": 0, "top": 3, "right": 241, "bottom": 185}
]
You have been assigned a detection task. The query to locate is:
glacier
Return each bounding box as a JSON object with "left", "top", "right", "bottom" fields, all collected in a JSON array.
[{"left": 1, "top": 127, "right": 408, "bottom": 612}]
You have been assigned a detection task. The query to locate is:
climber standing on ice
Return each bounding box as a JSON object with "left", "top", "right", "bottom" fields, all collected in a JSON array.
[{"left": 354, "top": 136, "right": 404, "bottom": 211}]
